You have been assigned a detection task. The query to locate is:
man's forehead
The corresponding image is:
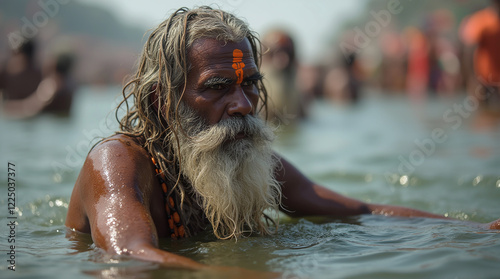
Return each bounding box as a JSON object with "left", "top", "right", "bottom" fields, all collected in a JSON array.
[{"left": 189, "top": 38, "right": 255, "bottom": 62}]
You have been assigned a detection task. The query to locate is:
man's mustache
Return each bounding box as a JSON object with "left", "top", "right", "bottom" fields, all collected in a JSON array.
[{"left": 190, "top": 116, "right": 274, "bottom": 152}]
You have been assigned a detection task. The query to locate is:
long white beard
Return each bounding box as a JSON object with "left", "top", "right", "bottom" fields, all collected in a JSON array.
[{"left": 172, "top": 105, "right": 282, "bottom": 239}]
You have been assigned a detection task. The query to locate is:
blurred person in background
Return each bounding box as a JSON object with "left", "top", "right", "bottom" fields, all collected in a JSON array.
[
  {"left": 0, "top": 39, "right": 42, "bottom": 102},
  {"left": 378, "top": 31, "right": 407, "bottom": 94},
  {"left": 1, "top": 43, "right": 76, "bottom": 118},
  {"left": 425, "top": 9, "right": 461, "bottom": 95},
  {"left": 405, "top": 26, "right": 428, "bottom": 98},
  {"left": 39, "top": 52, "right": 76, "bottom": 115},
  {"left": 296, "top": 63, "right": 324, "bottom": 101},
  {"left": 322, "top": 52, "right": 361, "bottom": 103},
  {"left": 405, "top": 10, "right": 461, "bottom": 99},
  {"left": 460, "top": 0, "right": 500, "bottom": 112},
  {"left": 261, "top": 29, "right": 306, "bottom": 123},
  {"left": 323, "top": 30, "right": 364, "bottom": 103}
]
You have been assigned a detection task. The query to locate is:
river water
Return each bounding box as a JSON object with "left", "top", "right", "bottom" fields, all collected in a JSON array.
[{"left": 1, "top": 86, "right": 499, "bottom": 278}]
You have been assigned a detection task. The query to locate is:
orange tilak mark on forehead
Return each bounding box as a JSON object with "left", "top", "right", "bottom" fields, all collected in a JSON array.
[{"left": 232, "top": 49, "right": 245, "bottom": 84}]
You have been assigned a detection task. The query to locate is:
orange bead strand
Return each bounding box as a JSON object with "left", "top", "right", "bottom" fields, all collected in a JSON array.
[{"left": 151, "top": 157, "right": 186, "bottom": 239}]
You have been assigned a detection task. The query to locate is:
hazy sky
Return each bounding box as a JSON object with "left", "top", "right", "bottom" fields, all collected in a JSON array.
[{"left": 79, "top": 0, "right": 364, "bottom": 63}]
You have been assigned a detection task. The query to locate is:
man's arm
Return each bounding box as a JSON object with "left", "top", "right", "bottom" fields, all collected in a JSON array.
[
  {"left": 66, "top": 137, "right": 205, "bottom": 270},
  {"left": 276, "top": 156, "right": 500, "bottom": 228}
]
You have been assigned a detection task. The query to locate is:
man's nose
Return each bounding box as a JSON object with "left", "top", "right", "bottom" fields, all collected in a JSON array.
[{"left": 227, "top": 86, "right": 253, "bottom": 117}]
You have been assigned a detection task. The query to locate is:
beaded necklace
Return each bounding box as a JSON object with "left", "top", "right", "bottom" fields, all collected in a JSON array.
[{"left": 151, "top": 157, "right": 186, "bottom": 239}]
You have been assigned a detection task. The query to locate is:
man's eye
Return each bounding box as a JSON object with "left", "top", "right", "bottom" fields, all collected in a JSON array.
[
  {"left": 241, "top": 80, "right": 258, "bottom": 87},
  {"left": 209, "top": 84, "right": 226, "bottom": 90}
]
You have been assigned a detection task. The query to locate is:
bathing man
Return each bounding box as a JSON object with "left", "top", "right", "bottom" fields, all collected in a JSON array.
[{"left": 66, "top": 6, "right": 500, "bottom": 271}]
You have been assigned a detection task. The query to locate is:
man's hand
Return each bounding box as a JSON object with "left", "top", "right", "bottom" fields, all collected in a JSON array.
[{"left": 486, "top": 218, "right": 500, "bottom": 230}]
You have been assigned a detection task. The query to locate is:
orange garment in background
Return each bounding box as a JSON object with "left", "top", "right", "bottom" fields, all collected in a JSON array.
[
  {"left": 461, "top": 8, "right": 500, "bottom": 85},
  {"left": 406, "top": 27, "right": 429, "bottom": 98}
]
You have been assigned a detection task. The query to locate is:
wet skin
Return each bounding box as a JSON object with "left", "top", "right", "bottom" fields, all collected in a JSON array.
[{"left": 65, "top": 38, "right": 500, "bottom": 273}]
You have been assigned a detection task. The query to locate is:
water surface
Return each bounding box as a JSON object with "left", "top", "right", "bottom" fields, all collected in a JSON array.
[{"left": 1, "top": 87, "right": 499, "bottom": 278}]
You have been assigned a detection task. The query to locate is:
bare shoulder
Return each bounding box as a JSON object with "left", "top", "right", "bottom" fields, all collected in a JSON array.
[
  {"left": 90, "top": 134, "right": 149, "bottom": 162},
  {"left": 83, "top": 134, "right": 155, "bottom": 188},
  {"left": 66, "top": 134, "right": 156, "bottom": 232}
]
